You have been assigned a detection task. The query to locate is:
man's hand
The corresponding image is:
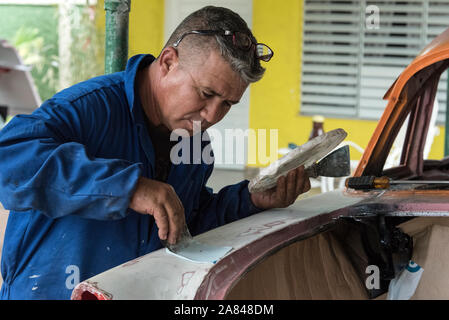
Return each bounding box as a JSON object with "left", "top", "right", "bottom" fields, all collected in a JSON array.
[
  {"left": 129, "top": 177, "right": 185, "bottom": 245},
  {"left": 250, "top": 166, "right": 311, "bottom": 210}
]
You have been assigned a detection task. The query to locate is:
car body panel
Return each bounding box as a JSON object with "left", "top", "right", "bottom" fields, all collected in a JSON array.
[{"left": 71, "top": 187, "right": 449, "bottom": 300}]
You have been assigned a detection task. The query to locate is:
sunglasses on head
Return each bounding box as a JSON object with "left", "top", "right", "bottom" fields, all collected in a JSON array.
[{"left": 172, "top": 30, "right": 274, "bottom": 62}]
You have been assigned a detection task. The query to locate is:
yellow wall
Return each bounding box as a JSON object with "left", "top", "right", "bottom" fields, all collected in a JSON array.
[
  {"left": 430, "top": 126, "right": 445, "bottom": 159},
  {"left": 128, "top": 0, "right": 165, "bottom": 57},
  {"left": 250, "top": 0, "right": 445, "bottom": 166}
]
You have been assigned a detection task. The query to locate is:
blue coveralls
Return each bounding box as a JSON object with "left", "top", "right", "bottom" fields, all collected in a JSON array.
[{"left": 0, "top": 54, "right": 262, "bottom": 299}]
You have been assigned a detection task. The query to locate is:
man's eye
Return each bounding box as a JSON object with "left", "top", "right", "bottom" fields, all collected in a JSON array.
[{"left": 202, "top": 91, "right": 213, "bottom": 98}]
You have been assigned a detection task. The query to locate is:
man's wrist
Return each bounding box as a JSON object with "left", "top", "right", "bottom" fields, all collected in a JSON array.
[{"left": 248, "top": 189, "right": 266, "bottom": 212}]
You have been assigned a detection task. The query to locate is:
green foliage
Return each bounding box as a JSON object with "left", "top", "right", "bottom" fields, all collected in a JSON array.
[
  {"left": 0, "top": 5, "right": 60, "bottom": 101},
  {"left": 65, "top": 4, "right": 104, "bottom": 85},
  {"left": 0, "top": 4, "right": 104, "bottom": 101},
  {"left": 13, "top": 26, "right": 59, "bottom": 97}
]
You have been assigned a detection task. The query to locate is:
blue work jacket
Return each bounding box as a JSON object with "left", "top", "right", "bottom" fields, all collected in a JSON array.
[{"left": 0, "top": 54, "right": 262, "bottom": 299}]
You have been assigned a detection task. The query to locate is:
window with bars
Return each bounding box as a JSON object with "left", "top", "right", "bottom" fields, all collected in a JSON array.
[{"left": 300, "top": 0, "right": 449, "bottom": 123}]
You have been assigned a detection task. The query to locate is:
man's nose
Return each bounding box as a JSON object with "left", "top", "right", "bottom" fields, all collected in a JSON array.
[{"left": 200, "top": 100, "right": 223, "bottom": 125}]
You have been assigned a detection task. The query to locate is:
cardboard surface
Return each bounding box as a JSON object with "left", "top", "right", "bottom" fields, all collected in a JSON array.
[
  {"left": 398, "top": 217, "right": 449, "bottom": 299},
  {"left": 226, "top": 230, "right": 368, "bottom": 300},
  {"left": 227, "top": 216, "right": 449, "bottom": 300}
]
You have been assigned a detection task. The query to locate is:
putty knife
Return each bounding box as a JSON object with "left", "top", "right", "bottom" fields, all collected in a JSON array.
[{"left": 305, "top": 145, "right": 351, "bottom": 178}]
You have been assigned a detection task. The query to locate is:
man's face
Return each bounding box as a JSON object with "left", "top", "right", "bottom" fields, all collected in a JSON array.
[{"left": 157, "top": 49, "right": 248, "bottom": 135}]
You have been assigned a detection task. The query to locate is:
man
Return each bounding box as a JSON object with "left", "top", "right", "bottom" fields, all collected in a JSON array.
[{"left": 0, "top": 6, "right": 310, "bottom": 299}]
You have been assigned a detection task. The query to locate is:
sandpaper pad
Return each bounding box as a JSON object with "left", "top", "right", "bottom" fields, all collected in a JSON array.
[{"left": 248, "top": 128, "right": 347, "bottom": 193}]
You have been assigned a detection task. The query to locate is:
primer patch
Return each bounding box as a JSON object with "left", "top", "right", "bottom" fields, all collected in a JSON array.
[{"left": 166, "top": 240, "right": 232, "bottom": 264}]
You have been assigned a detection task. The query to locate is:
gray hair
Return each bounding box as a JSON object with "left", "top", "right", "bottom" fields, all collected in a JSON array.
[{"left": 163, "top": 6, "right": 266, "bottom": 84}]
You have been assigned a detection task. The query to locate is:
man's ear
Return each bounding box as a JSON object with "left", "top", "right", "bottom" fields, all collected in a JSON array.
[{"left": 158, "top": 47, "right": 179, "bottom": 76}]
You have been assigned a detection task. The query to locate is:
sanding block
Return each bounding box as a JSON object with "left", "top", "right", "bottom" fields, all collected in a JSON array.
[{"left": 248, "top": 128, "right": 348, "bottom": 193}]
